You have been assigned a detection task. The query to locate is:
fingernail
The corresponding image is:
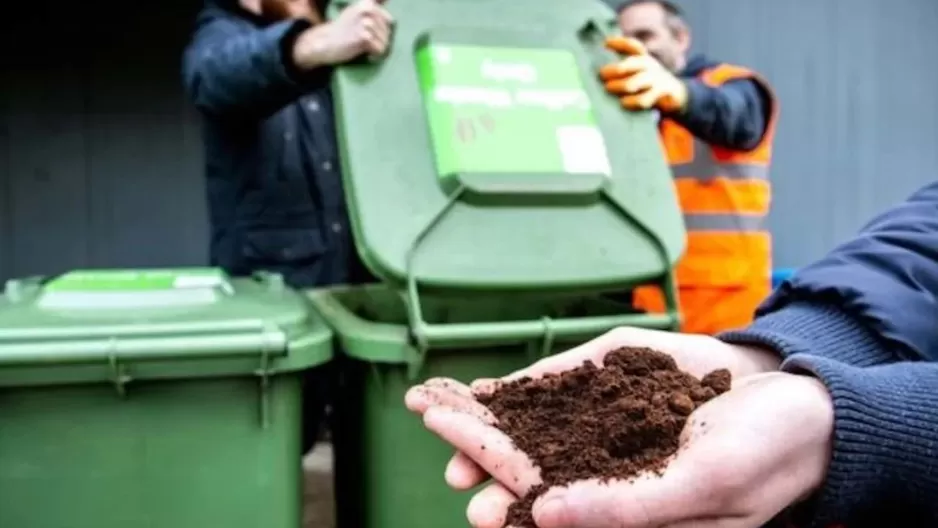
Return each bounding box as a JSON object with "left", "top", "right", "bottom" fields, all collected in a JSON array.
[{"left": 533, "top": 494, "right": 566, "bottom": 527}]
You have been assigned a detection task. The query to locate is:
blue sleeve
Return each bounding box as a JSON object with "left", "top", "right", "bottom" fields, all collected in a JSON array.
[
  {"left": 669, "top": 78, "right": 771, "bottom": 151},
  {"left": 777, "top": 356, "right": 938, "bottom": 526},
  {"left": 181, "top": 9, "right": 330, "bottom": 119},
  {"left": 717, "top": 181, "right": 938, "bottom": 525},
  {"left": 722, "top": 181, "right": 938, "bottom": 364}
]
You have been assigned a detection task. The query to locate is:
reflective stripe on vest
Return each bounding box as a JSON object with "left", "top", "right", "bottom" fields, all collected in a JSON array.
[
  {"left": 662, "top": 63, "right": 778, "bottom": 285},
  {"left": 671, "top": 156, "right": 769, "bottom": 181},
  {"left": 684, "top": 213, "right": 764, "bottom": 232}
]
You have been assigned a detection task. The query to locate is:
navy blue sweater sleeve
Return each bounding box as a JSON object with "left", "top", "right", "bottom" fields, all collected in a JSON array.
[
  {"left": 182, "top": 9, "right": 329, "bottom": 119},
  {"left": 718, "top": 181, "right": 938, "bottom": 525},
  {"left": 669, "top": 78, "right": 771, "bottom": 151},
  {"left": 724, "top": 181, "right": 938, "bottom": 363},
  {"left": 779, "top": 356, "right": 938, "bottom": 526}
]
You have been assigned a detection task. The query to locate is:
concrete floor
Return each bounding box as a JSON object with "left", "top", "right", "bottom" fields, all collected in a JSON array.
[{"left": 303, "top": 443, "right": 335, "bottom": 528}]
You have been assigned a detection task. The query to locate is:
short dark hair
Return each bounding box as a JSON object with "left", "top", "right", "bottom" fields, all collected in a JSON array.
[
  {"left": 615, "top": 0, "right": 687, "bottom": 34},
  {"left": 615, "top": 0, "right": 684, "bottom": 18}
]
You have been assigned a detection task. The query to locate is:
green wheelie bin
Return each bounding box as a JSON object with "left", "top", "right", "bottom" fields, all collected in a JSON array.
[
  {"left": 310, "top": 288, "right": 680, "bottom": 528},
  {"left": 0, "top": 268, "right": 332, "bottom": 528},
  {"left": 313, "top": 0, "right": 688, "bottom": 526}
]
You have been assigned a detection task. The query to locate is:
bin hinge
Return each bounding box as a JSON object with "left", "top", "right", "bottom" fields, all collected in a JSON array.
[
  {"left": 256, "top": 347, "right": 272, "bottom": 430},
  {"left": 255, "top": 323, "right": 282, "bottom": 430},
  {"left": 524, "top": 316, "right": 556, "bottom": 364},
  {"left": 406, "top": 333, "right": 428, "bottom": 381},
  {"left": 107, "top": 338, "right": 133, "bottom": 398}
]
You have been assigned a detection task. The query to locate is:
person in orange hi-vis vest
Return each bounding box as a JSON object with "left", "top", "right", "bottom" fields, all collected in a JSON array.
[{"left": 600, "top": 0, "right": 779, "bottom": 335}]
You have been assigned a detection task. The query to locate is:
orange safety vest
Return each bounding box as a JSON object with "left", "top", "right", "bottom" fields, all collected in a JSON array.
[{"left": 633, "top": 63, "right": 779, "bottom": 335}]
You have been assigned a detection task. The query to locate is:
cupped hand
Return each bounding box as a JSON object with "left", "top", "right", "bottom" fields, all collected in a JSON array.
[
  {"left": 410, "top": 371, "right": 834, "bottom": 528},
  {"left": 404, "top": 327, "right": 781, "bottom": 506},
  {"left": 525, "top": 372, "right": 834, "bottom": 528}
]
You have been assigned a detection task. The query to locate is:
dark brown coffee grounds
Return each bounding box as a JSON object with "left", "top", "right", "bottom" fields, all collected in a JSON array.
[{"left": 476, "top": 347, "right": 731, "bottom": 527}]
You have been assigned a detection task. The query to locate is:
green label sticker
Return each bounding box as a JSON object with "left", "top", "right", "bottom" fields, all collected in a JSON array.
[
  {"left": 416, "top": 44, "right": 611, "bottom": 178},
  {"left": 45, "top": 269, "right": 227, "bottom": 292}
]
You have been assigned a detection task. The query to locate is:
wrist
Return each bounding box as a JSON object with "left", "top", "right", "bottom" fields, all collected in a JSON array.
[
  {"left": 291, "top": 25, "right": 329, "bottom": 71},
  {"left": 785, "top": 372, "right": 835, "bottom": 513},
  {"left": 672, "top": 78, "right": 689, "bottom": 111},
  {"left": 657, "top": 77, "right": 689, "bottom": 114},
  {"left": 729, "top": 343, "right": 782, "bottom": 377}
]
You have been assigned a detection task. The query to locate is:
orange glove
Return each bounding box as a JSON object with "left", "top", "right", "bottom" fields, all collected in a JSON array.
[{"left": 599, "top": 36, "right": 688, "bottom": 113}]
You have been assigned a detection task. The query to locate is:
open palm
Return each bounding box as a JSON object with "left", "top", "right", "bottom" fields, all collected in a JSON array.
[{"left": 408, "top": 368, "right": 832, "bottom": 528}]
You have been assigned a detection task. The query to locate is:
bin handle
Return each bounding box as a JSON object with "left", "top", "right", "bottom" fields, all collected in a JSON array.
[
  {"left": 578, "top": 16, "right": 620, "bottom": 72},
  {"left": 403, "top": 185, "right": 681, "bottom": 377}
]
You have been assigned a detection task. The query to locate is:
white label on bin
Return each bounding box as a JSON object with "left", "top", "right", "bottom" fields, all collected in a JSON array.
[{"left": 555, "top": 125, "right": 612, "bottom": 175}]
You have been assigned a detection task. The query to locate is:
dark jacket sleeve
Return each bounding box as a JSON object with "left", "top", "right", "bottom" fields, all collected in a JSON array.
[
  {"left": 181, "top": 8, "right": 330, "bottom": 119},
  {"left": 669, "top": 78, "right": 771, "bottom": 151},
  {"left": 719, "top": 181, "right": 938, "bottom": 525}
]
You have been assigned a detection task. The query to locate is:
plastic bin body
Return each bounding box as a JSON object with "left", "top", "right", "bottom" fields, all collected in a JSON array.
[
  {"left": 309, "top": 285, "right": 659, "bottom": 528},
  {"left": 0, "top": 269, "right": 332, "bottom": 528}
]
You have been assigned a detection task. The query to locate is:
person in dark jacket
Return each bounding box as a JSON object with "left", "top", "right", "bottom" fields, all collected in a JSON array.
[
  {"left": 182, "top": 0, "right": 390, "bottom": 289},
  {"left": 405, "top": 181, "right": 938, "bottom": 527},
  {"left": 182, "top": 0, "right": 392, "bottom": 451},
  {"left": 604, "top": 0, "right": 778, "bottom": 336}
]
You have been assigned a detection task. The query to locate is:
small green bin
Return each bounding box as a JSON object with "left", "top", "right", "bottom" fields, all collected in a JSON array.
[
  {"left": 0, "top": 268, "right": 332, "bottom": 528},
  {"left": 308, "top": 286, "right": 673, "bottom": 528}
]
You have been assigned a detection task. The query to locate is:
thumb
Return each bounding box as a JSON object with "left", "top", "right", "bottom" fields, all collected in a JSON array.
[
  {"left": 605, "top": 36, "right": 648, "bottom": 56},
  {"left": 531, "top": 470, "right": 707, "bottom": 528}
]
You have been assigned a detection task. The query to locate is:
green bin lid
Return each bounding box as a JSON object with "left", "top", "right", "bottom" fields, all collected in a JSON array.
[
  {"left": 0, "top": 268, "right": 332, "bottom": 387},
  {"left": 330, "top": 0, "right": 685, "bottom": 292}
]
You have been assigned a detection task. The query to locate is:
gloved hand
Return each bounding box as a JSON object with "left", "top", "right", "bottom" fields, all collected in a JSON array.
[{"left": 599, "top": 36, "right": 688, "bottom": 113}]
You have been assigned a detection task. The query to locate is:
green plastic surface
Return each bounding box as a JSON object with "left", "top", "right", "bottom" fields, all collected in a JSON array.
[
  {"left": 308, "top": 284, "right": 673, "bottom": 528},
  {"left": 0, "top": 377, "right": 305, "bottom": 528},
  {"left": 416, "top": 44, "right": 609, "bottom": 187},
  {"left": 330, "top": 0, "right": 685, "bottom": 292},
  {"left": 0, "top": 268, "right": 332, "bottom": 528},
  {"left": 0, "top": 268, "right": 331, "bottom": 386}
]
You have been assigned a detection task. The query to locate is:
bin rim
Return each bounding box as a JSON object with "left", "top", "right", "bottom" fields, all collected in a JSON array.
[
  {"left": 0, "top": 269, "right": 334, "bottom": 388},
  {"left": 306, "top": 285, "right": 676, "bottom": 379}
]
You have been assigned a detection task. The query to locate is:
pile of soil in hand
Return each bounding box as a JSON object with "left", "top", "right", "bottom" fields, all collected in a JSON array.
[{"left": 476, "top": 347, "right": 731, "bottom": 528}]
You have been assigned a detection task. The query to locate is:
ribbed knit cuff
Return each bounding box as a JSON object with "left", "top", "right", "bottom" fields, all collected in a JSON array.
[
  {"left": 718, "top": 302, "right": 895, "bottom": 367},
  {"left": 780, "top": 356, "right": 938, "bottom": 526}
]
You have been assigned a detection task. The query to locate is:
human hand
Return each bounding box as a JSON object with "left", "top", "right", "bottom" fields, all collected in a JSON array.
[
  {"left": 598, "top": 36, "right": 688, "bottom": 112},
  {"left": 405, "top": 327, "right": 781, "bottom": 496},
  {"left": 292, "top": 0, "right": 393, "bottom": 69},
  {"left": 411, "top": 371, "right": 834, "bottom": 528}
]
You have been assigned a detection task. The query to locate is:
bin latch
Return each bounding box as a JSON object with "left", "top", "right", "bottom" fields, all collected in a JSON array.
[
  {"left": 256, "top": 347, "right": 272, "bottom": 430},
  {"left": 107, "top": 338, "right": 132, "bottom": 398},
  {"left": 254, "top": 322, "right": 285, "bottom": 429},
  {"left": 524, "top": 316, "right": 557, "bottom": 364}
]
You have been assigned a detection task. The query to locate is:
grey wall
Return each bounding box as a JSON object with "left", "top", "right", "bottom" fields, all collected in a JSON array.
[
  {"left": 671, "top": 0, "right": 938, "bottom": 267},
  {"left": 2, "top": 0, "right": 938, "bottom": 282},
  {"left": 0, "top": 1, "right": 206, "bottom": 283}
]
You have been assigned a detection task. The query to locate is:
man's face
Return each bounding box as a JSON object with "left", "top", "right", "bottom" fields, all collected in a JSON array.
[
  {"left": 617, "top": 2, "right": 690, "bottom": 73},
  {"left": 254, "top": 0, "right": 322, "bottom": 23}
]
